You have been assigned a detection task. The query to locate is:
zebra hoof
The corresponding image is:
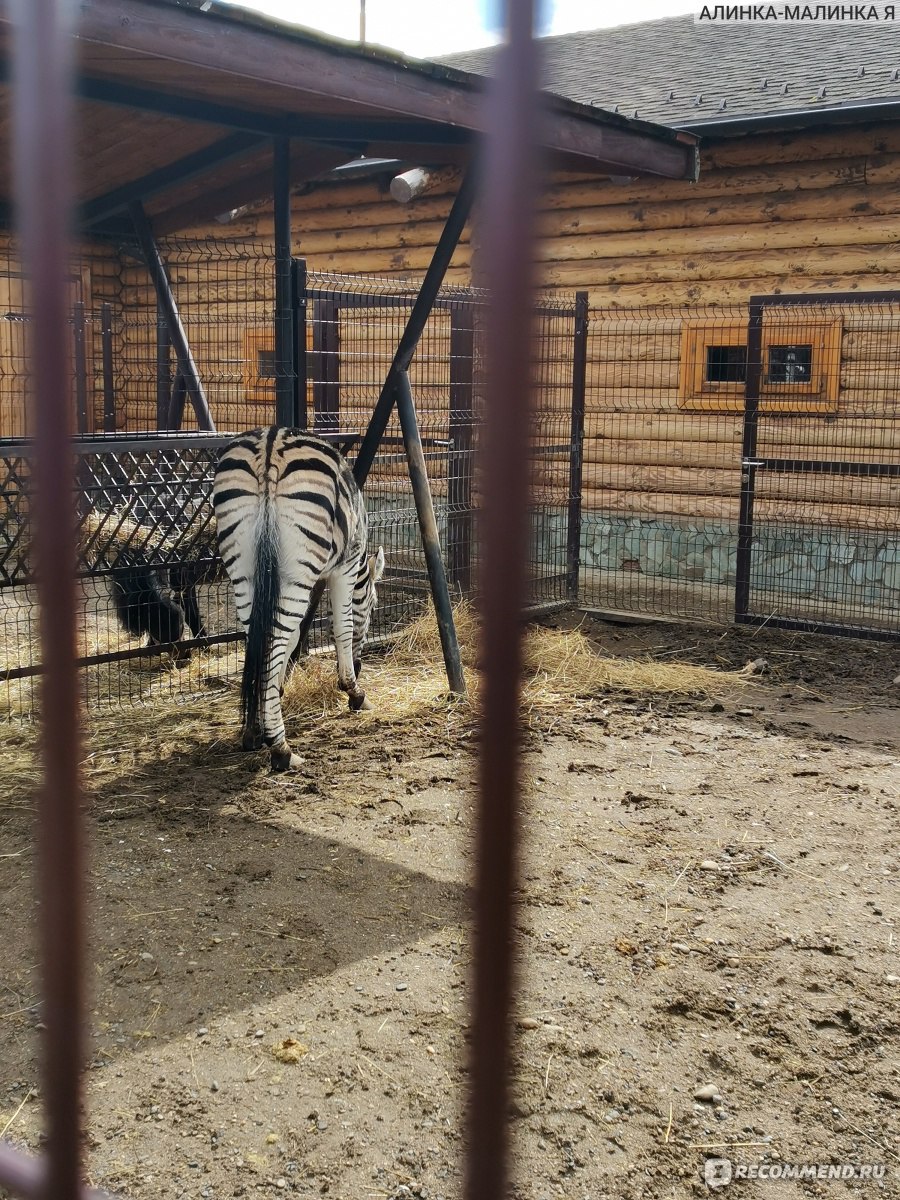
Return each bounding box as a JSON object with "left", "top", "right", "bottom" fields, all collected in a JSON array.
[
  {"left": 241, "top": 727, "right": 264, "bottom": 751},
  {"left": 348, "top": 692, "right": 371, "bottom": 712},
  {"left": 270, "top": 744, "right": 303, "bottom": 772}
]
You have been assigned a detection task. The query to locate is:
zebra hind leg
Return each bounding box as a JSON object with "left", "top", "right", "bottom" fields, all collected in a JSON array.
[{"left": 328, "top": 566, "right": 369, "bottom": 712}]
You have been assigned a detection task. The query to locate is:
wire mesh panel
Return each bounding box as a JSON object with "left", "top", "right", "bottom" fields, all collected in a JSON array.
[
  {"left": 738, "top": 293, "right": 900, "bottom": 640},
  {"left": 579, "top": 306, "right": 747, "bottom": 623},
  {"left": 0, "top": 254, "right": 582, "bottom": 714}
]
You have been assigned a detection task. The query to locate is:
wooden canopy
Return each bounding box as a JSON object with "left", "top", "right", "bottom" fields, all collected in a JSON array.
[{"left": 0, "top": 0, "right": 698, "bottom": 234}]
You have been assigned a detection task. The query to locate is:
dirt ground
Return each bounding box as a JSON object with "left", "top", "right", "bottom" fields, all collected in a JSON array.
[{"left": 0, "top": 614, "right": 898, "bottom": 1199}]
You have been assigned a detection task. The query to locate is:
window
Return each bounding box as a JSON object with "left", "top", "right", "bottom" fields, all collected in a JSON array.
[
  {"left": 679, "top": 317, "right": 842, "bottom": 413},
  {"left": 243, "top": 329, "right": 278, "bottom": 406},
  {"left": 242, "top": 326, "right": 315, "bottom": 406}
]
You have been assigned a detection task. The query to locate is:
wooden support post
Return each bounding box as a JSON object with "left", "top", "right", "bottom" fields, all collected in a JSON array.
[
  {"left": 72, "top": 301, "right": 88, "bottom": 434},
  {"left": 273, "top": 136, "right": 295, "bottom": 427},
  {"left": 448, "top": 301, "right": 475, "bottom": 593},
  {"left": 100, "top": 302, "right": 115, "bottom": 432},
  {"left": 155, "top": 296, "right": 171, "bottom": 430},
  {"left": 566, "top": 291, "right": 588, "bottom": 601},
  {"left": 396, "top": 369, "right": 466, "bottom": 695},
  {"left": 128, "top": 199, "right": 215, "bottom": 432}
]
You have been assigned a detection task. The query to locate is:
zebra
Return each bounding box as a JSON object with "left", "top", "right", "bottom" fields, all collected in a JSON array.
[{"left": 212, "top": 426, "right": 385, "bottom": 772}]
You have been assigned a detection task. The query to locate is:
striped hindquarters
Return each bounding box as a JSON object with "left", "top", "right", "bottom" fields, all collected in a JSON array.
[{"left": 212, "top": 427, "right": 372, "bottom": 729}]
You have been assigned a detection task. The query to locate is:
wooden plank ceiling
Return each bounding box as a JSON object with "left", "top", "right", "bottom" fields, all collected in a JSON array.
[{"left": 0, "top": 0, "right": 698, "bottom": 235}]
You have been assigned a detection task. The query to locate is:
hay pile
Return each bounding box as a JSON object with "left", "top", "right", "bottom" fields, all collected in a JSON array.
[{"left": 282, "top": 602, "right": 750, "bottom": 732}]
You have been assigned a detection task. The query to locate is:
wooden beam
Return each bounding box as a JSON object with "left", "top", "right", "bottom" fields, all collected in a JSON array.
[
  {"left": 81, "top": 131, "right": 265, "bottom": 225},
  {"left": 57, "top": 0, "right": 697, "bottom": 179},
  {"left": 149, "top": 140, "right": 351, "bottom": 233}
]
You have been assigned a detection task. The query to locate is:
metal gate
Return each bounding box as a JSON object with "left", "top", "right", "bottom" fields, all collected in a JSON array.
[{"left": 736, "top": 291, "right": 900, "bottom": 641}]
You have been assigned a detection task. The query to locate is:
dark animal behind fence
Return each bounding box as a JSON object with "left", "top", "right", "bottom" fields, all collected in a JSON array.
[{"left": 110, "top": 562, "right": 186, "bottom": 646}]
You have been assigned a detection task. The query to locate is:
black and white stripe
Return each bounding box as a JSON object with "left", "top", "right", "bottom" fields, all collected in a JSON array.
[{"left": 212, "top": 426, "right": 384, "bottom": 771}]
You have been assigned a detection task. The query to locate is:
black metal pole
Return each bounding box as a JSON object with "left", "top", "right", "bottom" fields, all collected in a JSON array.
[
  {"left": 448, "top": 301, "right": 475, "bottom": 593},
  {"left": 291, "top": 256, "right": 308, "bottom": 429},
  {"left": 396, "top": 369, "right": 466, "bottom": 694},
  {"left": 72, "top": 300, "right": 88, "bottom": 434},
  {"left": 155, "top": 296, "right": 171, "bottom": 429},
  {"left": 167, "top": 370, "right": 187, "bottom": 431},
  {"left": 565, "top": 291, "right": 588, "bottom": 601},
  {"left": 273, "top": 136, "right": 295, "bottom": 427},
  {"left": 353, "top": 162, "right": 477, "bottom": 488},
  {"left": 100, "top": 301, "right": 115, "bottom": 432},
  {"left": 127, "top": 199, "right": 215, "bottom": 432},
  {"left": 735, "top": 299, "right": 764, "bottom": 622}
]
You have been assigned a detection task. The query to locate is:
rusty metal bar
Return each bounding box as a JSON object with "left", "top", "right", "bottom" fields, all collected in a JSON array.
[
  {"left": 464, "top": 1, "right": 541, "bottom": 1197},
  {"left": 6, "top": 2, "right": 87, "bottom": 1199},
  {"left": 395, "top": 368, "right": 465, "bottom": 695}
]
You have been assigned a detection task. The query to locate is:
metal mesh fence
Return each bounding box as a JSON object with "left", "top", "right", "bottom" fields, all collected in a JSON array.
[
  {"left": 580, "top": 296, "right": 900, "bottom": 640},
  {"left": 0, "top": 237, "right": 582, "bottom": 714}
]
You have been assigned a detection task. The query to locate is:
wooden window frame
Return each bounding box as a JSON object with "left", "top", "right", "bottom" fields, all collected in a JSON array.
[
  {"left": 242, "top": 327, "right": 277, "bottom": 406},
  {"left": 678, "top": 317, "right": 842, "bottom": 413}
]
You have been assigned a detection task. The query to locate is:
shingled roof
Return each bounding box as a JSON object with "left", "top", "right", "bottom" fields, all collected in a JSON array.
[{"left": 439, "top": 14, "right": 900, "bottom": 127}]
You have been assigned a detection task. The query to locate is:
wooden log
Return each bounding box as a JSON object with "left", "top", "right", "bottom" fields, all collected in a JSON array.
[
  {"left": 584, "top": 437, "right": 741, "bottom": 470},
  {"left": 583, "top": 461, "right": 741, "bottom": 496},
  {"left": 581, "top": 486, "right": 741, "bottom": 520},
  {"left": 702, "top": 122, "right": 900, "bottom": 169},
  {"left": 582, "top": 412, "right": 743, "bottom": 443},
  {"left": 584, "top": 460, "right": 900, "bottom": 509},
  {"left": 535, "top": 218, "right": 900, "bottom": 267},
  {"left": 538, "top": 181, "right": 900, "bottom": 242},
  {"left": 547, "top": 274, "right": 898, "bottom": 308},
  {"left": 579, "top": 487, "right": 900, "bottom": 532}
]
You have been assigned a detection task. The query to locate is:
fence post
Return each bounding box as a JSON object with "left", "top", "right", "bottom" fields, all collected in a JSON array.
[
  {"left": 312, "top": 298, "right": 339, "bottom": 434},
  {"left": 448, "top": 301, "right": 475, "bottom": 594},
  {"left": 735, "top": 299, "right": 764, "bottom": 623},
  {"left": 100, "top": 301, "right": 116, "bottom": 432},
  {"left": 155, "top": 297, "right": 171, "bottom": 430},
  {"left": 565, "top": 291, "right": 588, "bottom": 602},
  {"left": 273, "top": 136, "right": 295, "bottom": 427},
  {"left": 72, "top": 301, "right": 88, "bottom": 434},
  {"left": 396, "top": 369, "right": 466, "bottom": 695},
  {"left": 291, "top": 257, "right": 308, "bottom": 430}
]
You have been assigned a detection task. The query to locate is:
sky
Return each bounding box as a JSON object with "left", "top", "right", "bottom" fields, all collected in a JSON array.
[{"left": 221, "top": 0, "right": 697, "bottom": 57}]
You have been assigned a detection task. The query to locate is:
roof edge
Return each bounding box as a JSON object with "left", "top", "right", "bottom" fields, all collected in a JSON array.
[{"left": 675, "top": 97, "right": 900, "bottom": 137}]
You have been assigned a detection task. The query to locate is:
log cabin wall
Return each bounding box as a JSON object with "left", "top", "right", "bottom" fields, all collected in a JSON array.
[{"left": 180, "top": 116, "right": 895, "bottom": 628}]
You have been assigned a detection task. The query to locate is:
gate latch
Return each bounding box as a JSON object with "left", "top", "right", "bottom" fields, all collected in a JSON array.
[{"left": 742, "top": 460, "right": 764, "bottom": 468}]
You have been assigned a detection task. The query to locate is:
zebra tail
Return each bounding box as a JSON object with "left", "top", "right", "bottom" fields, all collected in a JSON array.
[{"left": 240, "top": 502, "right": 279, "bottom": 736}]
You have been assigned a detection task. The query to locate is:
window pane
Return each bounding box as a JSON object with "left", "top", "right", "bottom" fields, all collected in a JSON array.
[
  {"left": 705, "top": 344, "right": 747, "bottom": 383},
  {"left": 767, "top": 344, "right": 812, "bottom": 385},
  {"left": 257, "top": 347, "right": 276, "bottom": 378}
]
